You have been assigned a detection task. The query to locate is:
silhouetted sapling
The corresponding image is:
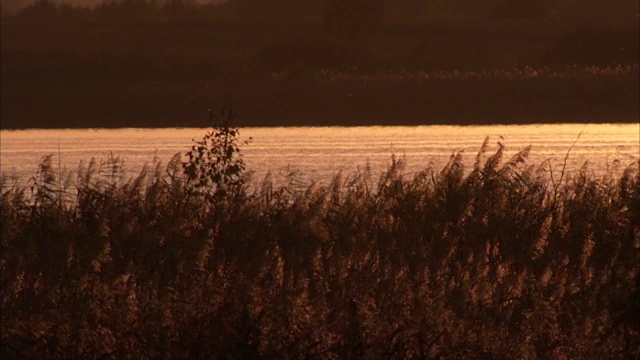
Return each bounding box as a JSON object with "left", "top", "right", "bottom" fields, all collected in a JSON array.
[{"left": 183, "top": 108, "right": 251, "bottom": 201}]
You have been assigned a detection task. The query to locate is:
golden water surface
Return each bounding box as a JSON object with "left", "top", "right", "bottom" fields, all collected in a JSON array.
[{"left": 1, "top": 124, "right": 638, "bottom": 187}]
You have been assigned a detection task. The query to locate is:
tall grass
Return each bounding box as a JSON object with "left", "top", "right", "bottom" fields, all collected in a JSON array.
[{"left": 1, "top": 138, "right": 639, "bottom": 359}]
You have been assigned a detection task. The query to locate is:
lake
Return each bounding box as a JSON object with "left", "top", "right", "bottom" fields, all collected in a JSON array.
[{"left": 1, "top": 124, "right": 638, "bottom": 188}]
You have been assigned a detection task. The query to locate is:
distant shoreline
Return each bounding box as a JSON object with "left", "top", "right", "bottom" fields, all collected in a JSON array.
[
  {"left": 2, "top": 119, "right": 639, "bottom": 131},
  {"left": 2, "top": 72, "right": 638, "bottom": 130},
  {"left": 2, "top": 19, "right": 638, "bottom": 130},
  {"left": 2, "top": 121, "right": 639, "bottom": 132}
]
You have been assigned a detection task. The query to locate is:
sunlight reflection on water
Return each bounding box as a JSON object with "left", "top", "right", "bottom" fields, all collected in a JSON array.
[{"left": 1, "top": 124, "right": 638, "bottom": 187}]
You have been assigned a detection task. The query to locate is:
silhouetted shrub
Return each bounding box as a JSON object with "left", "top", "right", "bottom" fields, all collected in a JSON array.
[{"left": 183, "top": 108, "right": 251, "bottom": 201}]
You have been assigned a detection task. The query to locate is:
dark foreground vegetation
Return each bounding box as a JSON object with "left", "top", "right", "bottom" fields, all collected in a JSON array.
[
  {"left": 1, "top": 0, "right": 639, "bottom": 128},
  {"left": 2, "top": 119, "right": 639, "bottom": 358}
]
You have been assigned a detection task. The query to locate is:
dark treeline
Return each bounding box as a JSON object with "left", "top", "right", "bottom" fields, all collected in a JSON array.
[
  {"left": 2, "top": 0, "right": 639, "bottom": 128},
  {"left": 9, "top": 0, "right": 640, "bottom": 24},
  {"left": 2, "top": 123, "right": 640, "bottom": 358}
]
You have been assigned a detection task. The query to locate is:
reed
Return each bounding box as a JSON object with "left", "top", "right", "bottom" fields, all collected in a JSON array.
[{"left": 1, "top": 131, "right": 638, "bottom": 359}]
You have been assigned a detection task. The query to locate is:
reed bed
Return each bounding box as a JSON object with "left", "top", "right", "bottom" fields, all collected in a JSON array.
[
  {"left": 1, "top": 135, "right": 639, "bottom": 359},
  {"left": 304, "top": 64, "right": 640, "bottom": 83}
]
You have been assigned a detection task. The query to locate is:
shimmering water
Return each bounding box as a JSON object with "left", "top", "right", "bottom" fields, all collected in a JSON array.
[{"left": 1, "top": 124, "right": 638, "bottom": 187}]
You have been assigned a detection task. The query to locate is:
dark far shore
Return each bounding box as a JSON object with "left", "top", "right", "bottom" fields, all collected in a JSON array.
[{"left": 1, "top": 0, "right": 639, "bottom": 129}]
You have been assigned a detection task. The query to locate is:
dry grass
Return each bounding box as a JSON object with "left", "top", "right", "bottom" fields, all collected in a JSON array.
[{"left": 1, "top": 139, "right": 639, "bottom": 359}]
